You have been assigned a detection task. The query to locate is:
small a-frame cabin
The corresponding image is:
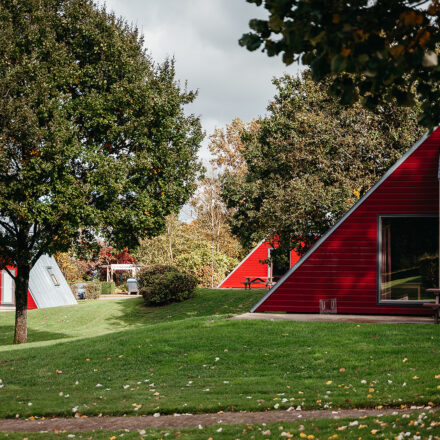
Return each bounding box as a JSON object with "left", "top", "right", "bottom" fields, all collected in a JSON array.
[
  {"left": 252, "top": 129, "right": 440, "bottom": 315},
  {"left": 218, "top": 239, "right": 300, "bottom": 289},
  {"left": 0, "top": 254, "right": 77, "bottom": 309}
]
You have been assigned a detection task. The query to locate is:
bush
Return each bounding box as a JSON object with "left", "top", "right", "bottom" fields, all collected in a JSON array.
[
  {"left": 71, "top": 282, "right": 101, "bottom": 300},
  {"left": 138, "top": 265, "right": 198, "bottom": 306},
  {"left": 101, "top": 281, "right": 116, "bottom": 294},
  {"left": 70, "top": 284, "right": 80, "bottom": 299},
  {"left": 84, "top": 282, "right": 101, "bottom": 299}
]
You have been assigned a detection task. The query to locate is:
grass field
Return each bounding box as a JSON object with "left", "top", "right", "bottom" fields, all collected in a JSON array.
[{"left": 0, "top": 289, "right": 439, "bottom": 421}]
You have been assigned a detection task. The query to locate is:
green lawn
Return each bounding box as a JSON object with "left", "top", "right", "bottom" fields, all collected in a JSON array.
[
  {"left": 0, "top": 289, "right": 439, "bottom": 420},
  {"left": 1, "top": 410, "right": 439, "bottom": 439}
]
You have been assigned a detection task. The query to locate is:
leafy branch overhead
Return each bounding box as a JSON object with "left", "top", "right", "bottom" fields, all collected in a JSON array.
[
  {"left": 240, "top": 0, "right": 440, "bottom": 128},
  {"left": 219, "top": 72, "right": 423, "bottom": 255}
]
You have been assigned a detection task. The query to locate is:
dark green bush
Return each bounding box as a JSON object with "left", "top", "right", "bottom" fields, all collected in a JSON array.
[
  {"left": 101, "top": 281, "right": 116, "bottom": 294},
  {"left": 138, "top": 265, "right": 198, "bottom": 306}
]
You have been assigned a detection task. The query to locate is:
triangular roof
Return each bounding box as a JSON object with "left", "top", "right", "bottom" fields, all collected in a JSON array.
[{"left": 251, "top": 129, "right": 434, "bottom": 312}]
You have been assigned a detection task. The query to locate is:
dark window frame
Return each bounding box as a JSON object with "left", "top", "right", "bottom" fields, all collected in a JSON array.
[{"left": 377, "top": 214, "right": 438, "bottom": 306}]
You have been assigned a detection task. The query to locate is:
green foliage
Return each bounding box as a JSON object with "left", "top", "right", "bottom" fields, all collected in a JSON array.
[
  {"left": 0, "top": 0, "right": 203, "bottom": 341},
  {"left": 138, "top": 265, "right": 198, "bottom": 306},
  {"left": 220, "top": 72, "right": 423, "bottom": 254},
  {"left": 136, "top": 214, "right": 240, "bottom": 287},
  {"left": 101, "top": 282, "right": 116, "bottom": 295},
  {"left": 240, "top": 0, "right": 440, "bottom": 128}
]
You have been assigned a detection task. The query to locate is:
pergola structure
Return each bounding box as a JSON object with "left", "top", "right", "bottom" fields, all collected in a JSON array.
[{"left": 102, "top": 264, "right": 142, "bottom": 282}]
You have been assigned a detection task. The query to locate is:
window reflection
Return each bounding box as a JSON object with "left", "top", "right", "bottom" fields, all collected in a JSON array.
[{"left": 380, "top": 216, "right": 438, "bottom": 302}]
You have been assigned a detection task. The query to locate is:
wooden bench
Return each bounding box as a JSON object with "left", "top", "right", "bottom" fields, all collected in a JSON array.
[
  {"left": 423, "top": 303, "right": 440, "bottom": 324},
  {"left": 242, "top": 276, "right": 268, "bottom": 290},
  {"left": 424, "top": 289, "right": 440, "bottom": 324}
]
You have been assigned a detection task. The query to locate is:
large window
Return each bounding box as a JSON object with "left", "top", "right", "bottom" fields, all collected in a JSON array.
[{"left": 379, "top": 216, "right": 438, "bottom": 302}]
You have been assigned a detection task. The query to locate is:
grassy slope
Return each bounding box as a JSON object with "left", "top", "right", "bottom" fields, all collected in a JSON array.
[
  {"left": 0, "top": 288, "right": 264, "bottom": 346},
  {"left": 1, "top": 410, "right": 440, "bottom": 439},
  {"left": 0, "top": 289, "right": 439, "bottom": 419}
]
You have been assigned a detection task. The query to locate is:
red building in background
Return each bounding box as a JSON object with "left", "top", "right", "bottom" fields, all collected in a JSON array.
[
  {"left": 218, "top": 239, "right": 300, "bottom": 289},
  {"left": 252, "top": 129, "right": 440, "bottom": 315}
]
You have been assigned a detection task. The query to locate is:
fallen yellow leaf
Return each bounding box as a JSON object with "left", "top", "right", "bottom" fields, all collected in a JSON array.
[{"left": 326, "top": 380, "right": 333, "bottom": 385}]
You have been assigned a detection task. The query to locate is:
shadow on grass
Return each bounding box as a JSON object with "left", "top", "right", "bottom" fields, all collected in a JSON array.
[
  {"left": 104, "top": 289, "right": 267, "bottom": 330},
  {"left": 0, "top": 325, "right": 70, "bottom": 346}
]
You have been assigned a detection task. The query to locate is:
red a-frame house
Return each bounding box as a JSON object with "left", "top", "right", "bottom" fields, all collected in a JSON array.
[{"left": 252, "top": 129, "right": 440, "bottom": 315}]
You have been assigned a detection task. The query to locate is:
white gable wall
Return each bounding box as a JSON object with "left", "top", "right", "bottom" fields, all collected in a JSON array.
[{"left": 29, "top": 255, "right": 77, "bottom": 308}]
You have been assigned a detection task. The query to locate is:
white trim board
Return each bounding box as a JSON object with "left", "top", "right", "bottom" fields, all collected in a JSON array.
[{"left": 250, "top": 129, "right": 433, "bottom": 312}]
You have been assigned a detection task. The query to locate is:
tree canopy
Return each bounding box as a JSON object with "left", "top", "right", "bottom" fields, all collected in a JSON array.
[
  {"left": 0, "top": 0, "right": 203, "bottom": 343},
  {"left": 219, "top": 72, "right": 423, "bottom": 256},
  {"left": 240, "top": 0, "right": 440, "bottom": 128}
]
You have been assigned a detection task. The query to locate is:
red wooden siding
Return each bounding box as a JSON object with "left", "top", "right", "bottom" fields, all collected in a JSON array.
[
  {"left": 255, "top": 129, "right": 440, "bottom": 315},
  {"left": 27, "top": 291, "right": 37, "bottom": 309},
  {"left": 219, "top": 241, "right": 301, "bottom": 288},
  {"left": 218, "top": 240, "right": 273, "bottom": 288},
  {"left": 0, "top": 268, "right": 38, "bottom": 309}
]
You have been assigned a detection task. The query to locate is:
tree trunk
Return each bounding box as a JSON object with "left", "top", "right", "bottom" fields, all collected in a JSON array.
[{"left": 14, "top": 263, "right": 31, "bottom": 344}]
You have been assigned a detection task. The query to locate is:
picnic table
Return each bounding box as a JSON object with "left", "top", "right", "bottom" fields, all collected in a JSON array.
[
  {"left": 242, "top": 276, "right": 276, "bottom": 290},
  {"left": 424, "top": 288, "right": 440, "bottom": 324}
]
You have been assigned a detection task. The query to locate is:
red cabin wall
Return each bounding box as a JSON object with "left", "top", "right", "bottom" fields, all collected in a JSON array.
[
  {"left": 0, "top": 267, "right": 38, "bottom": 309},
  {"left": 256, "top": 129, "right": 440, "bottom": 315},
  {"left": 27, "top": 291, "right": 37, "bottom": 309},
  {"left": 219, "top": 241, "right": 301, "bottom": 289},
  {"left": 219, "top": 241, "right": 273, "bottom": 288}
]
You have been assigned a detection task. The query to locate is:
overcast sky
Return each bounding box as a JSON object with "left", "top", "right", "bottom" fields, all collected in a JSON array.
[{"left": 101, "top": 0, "right": 302, "bottom": 165}]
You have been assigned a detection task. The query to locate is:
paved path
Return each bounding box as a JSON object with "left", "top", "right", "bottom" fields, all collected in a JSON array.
[
  {"left": 231, "top": 312, "right": 434, "bottom": 324},
  {"left": 0, "top": 406, "right": 437, "bottom": 432},
  {"left": 99, "top": 294, "right": 141, "bottom": 299}
]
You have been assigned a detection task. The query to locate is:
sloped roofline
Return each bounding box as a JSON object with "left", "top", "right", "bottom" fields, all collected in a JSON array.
[
  {"left": 217, "top": 238, "right": 266, "bottom": 288},
  {"left": 250, "top": 129, "right": 432, "bottom": 312}
]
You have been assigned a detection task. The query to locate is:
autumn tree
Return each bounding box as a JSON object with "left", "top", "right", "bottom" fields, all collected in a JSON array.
[
  {"left": 240, "top": 0, "right": 440, "bottom": 127},
  {"left": 208, "top": 118, "right": 258, "bottom": 173},
  {"left": 220, "top": 72, "right": 423, "bottom": 256},
  {"left": 190, "top": 176, "right": 242, "bottom": 260},
  {"left": 136, "top": 214, "right": 239, "bottom": 288},
  {"left": 0, "top": 0, "right": 203, "bottom": 343}
]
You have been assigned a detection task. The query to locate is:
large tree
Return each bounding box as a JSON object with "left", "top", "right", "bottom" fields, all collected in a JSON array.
[
  {"left": 0, "top": 0, "right": 203, "bottom": 343},
  {"left": 220, "top": 72, "right": 423, "bottom": 256},
  {"left": 240, "top": 0, "right": 440, "bottom": 128}
]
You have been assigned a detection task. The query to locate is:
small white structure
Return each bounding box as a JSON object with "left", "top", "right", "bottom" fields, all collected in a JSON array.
[{"left": 102, "top": 264, "right": 141, "bottom": 282}]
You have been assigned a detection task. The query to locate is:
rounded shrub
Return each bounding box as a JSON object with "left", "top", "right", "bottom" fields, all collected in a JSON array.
[
  {"left": 84, "top": 282, "right": 101, "bottom": 299},
  {"left": 137, "top": 265, "right": 198, "bottom": 306}
]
